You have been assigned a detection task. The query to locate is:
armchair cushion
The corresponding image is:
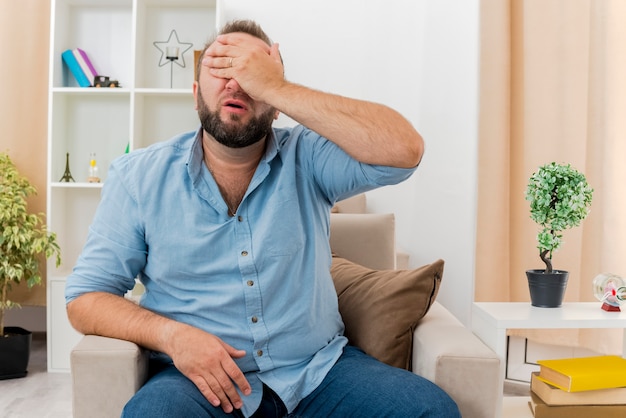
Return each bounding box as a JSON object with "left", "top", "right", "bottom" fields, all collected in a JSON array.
[{"left": 330, "top": 256, "right": 444, "bottom": 370}]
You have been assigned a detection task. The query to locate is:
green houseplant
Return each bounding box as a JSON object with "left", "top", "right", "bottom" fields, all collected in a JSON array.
[
  {"left": 0, "top": 152, "right": 61, "bottom": 378},
  {"left": 525, "top": 162, "right": 593, "bottom": 307}
]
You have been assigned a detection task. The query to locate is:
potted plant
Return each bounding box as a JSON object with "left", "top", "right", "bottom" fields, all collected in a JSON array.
[
  {"left": 525, "top": 162, "right": 593, "bottom": 307},
  {"left": 0, "top": 152, "right": 61, "bottom": 379}
]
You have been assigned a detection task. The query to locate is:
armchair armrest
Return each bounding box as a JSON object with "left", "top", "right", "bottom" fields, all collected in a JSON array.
[
  {"left": 412, "top": 302, "right": 500, "bottom": 418},
  {"left": 71, "top": 335, "right": 149, "bottom": 418}
]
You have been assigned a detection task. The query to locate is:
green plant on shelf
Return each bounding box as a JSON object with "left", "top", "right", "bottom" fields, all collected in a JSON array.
[{"left": 525, "top": 162, "right": 593, "bottom": 274}]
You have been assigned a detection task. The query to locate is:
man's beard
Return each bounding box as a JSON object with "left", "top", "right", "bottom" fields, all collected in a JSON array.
[{"left": 197, "top": 88, "right": 275, "bottom": 149}]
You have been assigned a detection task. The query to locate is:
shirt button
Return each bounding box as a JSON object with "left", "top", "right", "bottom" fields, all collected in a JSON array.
[
  {"left": 247, "top": 280, "right": 254, "bottom": 286},
  {"left": 257, "top": 350, "right": 263, "bottom": 357},
  {"left": 251, "top": 316, "right": 258, "bottom": 323},
  {"left": 238, "top": 216, "right": 243, "bottom": 222},
  {"left": 241, "top": 251, "right": 248, "bottom": 256}
]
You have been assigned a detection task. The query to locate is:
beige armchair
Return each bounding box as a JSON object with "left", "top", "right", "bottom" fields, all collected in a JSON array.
[{"left": 71, "top": 205, "right": 500, "bottom": 418}]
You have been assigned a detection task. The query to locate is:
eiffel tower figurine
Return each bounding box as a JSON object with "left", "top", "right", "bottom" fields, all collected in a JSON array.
[{"left": 59, "top": 152, "right": 75, "bottom": 182}]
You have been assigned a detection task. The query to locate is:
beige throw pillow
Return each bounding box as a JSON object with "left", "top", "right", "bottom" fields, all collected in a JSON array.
[{"left": 330, "top": 256, "right": 444, "bottom": 370}]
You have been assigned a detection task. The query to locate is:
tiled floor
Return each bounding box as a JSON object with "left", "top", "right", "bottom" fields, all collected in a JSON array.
[
  {"left": 0, "top": 333, "right": 72, "bottom": 418},
  {"left": 503, "top": 396, "right": 534, "bottom": 417}
]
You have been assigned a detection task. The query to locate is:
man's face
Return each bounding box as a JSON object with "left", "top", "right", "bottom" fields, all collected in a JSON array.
[
  {"left": 194, "top": 39, "right": 277, "bottom": 148},
  {"left": 195, "top": 85, "right": 276, "bottom": 148}
]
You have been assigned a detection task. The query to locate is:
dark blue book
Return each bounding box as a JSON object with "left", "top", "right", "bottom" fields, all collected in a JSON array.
[{"left": 61, "top": 49, "right": 90, "bottom": 87}]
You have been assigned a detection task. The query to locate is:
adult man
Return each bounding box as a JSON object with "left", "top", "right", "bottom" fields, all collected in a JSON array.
[{"left": 65, "top": 20, "right": 460, "bottom": 417}]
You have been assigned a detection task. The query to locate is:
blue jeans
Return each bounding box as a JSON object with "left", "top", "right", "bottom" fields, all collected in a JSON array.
[{"left": 122, "top": 345, "right": 460, "bottom": 417}]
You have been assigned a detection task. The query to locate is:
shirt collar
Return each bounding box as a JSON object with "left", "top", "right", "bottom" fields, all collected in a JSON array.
[
  {"left": 188, "top": 126, "right": 281, "bottom": 167},
  {"left": 186, "top": 126, "right": 282, "bottom": 200}
]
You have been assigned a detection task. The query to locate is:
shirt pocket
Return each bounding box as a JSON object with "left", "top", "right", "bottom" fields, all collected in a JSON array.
[{"left": 254, "top": 196, "right": 305, "bottom": 257}]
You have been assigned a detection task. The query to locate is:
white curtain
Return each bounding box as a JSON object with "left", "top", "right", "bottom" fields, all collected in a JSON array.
[{"left": 476, "top": 0, "right": 626, "bottom": 354}]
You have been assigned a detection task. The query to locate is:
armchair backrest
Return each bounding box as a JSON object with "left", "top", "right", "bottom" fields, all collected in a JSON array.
[{"left": 329, "top": 213, "right": 396, "bottom": 270}]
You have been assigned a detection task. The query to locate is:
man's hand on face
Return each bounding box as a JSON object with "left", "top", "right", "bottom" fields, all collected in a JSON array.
[
  {"left": 203, "top": 32, "right": 284, "bottom": 102},
  {"left": 168, "top": 324, "right": 251, "bottom": 413}
]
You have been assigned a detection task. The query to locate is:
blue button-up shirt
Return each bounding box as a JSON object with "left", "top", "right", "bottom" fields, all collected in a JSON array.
[{"left": 65, "top": 125, "right": 416, "bottom": 416}]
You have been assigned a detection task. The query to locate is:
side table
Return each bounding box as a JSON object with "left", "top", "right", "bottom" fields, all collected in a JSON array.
[{"left": 472, "top": 302, "right": 626, "bottom": 418}]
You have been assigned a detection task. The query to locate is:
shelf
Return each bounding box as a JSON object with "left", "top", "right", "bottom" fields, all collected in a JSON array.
[
  {"left": 60, "top": 0, "right": 130, "bottom": 5},
  {"left": 472, "top": 302, "right": 626, "bottom": 418},
  {"left": 47, "top": 0, "right": 220, "bottom": 373},
  {"left": 140, "top": 0, "right": 216, "bottom": 6},
  {"left": 52, "top": 87, "right": 131, "bottom": 95},
  {"left": 51, "top": 181, "right": 104, "bottom": 189},
  {"left": 52, "top": 86, "right": 193, "bottom": 96},
  {"left": 48, "top": 186, "right": 102, "bottom": 276},
  {"left": 50, "top": 0, "right": 133, "bottom": 88},
  {"left": 134, "top": 0, "right": 216, "bottom": 89},
  {"left": 473, "top": 302, "right": 626, "bottom": 329},
  {"left": 135, "top": 88, "right": 193, "bottom": 95},
  {"left": 50, "top": 93, "right": 130, "bottom": 182}
]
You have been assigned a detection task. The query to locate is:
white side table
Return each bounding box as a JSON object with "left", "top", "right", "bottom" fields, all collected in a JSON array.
[{"left": 472, "top": 302, "right": 626, "bottom": 418}]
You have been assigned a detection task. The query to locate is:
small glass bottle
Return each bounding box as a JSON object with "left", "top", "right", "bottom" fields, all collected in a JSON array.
[
  {"left": 88, "top": 153, "right": 100, "bottom": 183},
  {"left": 592, "top": 273, "right": 626, "bottom": 311}
]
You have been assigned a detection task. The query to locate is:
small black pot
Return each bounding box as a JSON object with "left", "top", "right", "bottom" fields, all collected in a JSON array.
[
  {"left": 526, "top": 269, "right": 569, "bottom": 308},
  {"left": 0, "top": 326, "right": 32, "bottom": 380}
]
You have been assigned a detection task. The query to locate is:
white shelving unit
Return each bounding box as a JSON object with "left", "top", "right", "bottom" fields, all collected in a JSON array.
[{"left": 46, "top": 0, "right": 221, "bottom": 372}]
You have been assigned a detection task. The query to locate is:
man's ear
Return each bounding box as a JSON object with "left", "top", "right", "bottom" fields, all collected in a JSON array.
[
  {"left": 192, "top": 81, "right": 199, "bottom": 110},
  {"left": 274, "top": 110, "right": 280, "bottom": 120}
]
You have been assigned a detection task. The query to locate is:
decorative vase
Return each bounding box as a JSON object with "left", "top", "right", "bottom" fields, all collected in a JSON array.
[
  {"left": 592, "top": 273, "right": 626, "bottom": 311},
  {"left": 526, "top": 269, "right": 569, "bottom": 308},
  {"left": 0, "top": 326, "right": 32, "bottom": 380}
]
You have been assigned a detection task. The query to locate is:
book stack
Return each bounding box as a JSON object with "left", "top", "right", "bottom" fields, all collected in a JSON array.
[
  {"left": 61, "top": 48, "right": 98, "bottom": 87},
  {"left": 528, "top": 355, "right": 626, "bottom": 417}
]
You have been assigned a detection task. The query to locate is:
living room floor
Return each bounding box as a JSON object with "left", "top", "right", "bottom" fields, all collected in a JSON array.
[
  {"left": 1, "top": 333, "right": 530, "bottom": 417},
  {"left": 0, "top": 333, "right": 72, "bottom": 418}
]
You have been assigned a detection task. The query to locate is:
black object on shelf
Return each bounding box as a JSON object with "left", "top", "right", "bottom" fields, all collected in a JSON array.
[{"left": 59, "top": 152, "right": 75, "bottom": 182}]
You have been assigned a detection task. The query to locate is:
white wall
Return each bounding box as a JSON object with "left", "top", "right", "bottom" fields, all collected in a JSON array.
[{"left": 220, "top": 0, "right": 480, "bottom": 325}]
